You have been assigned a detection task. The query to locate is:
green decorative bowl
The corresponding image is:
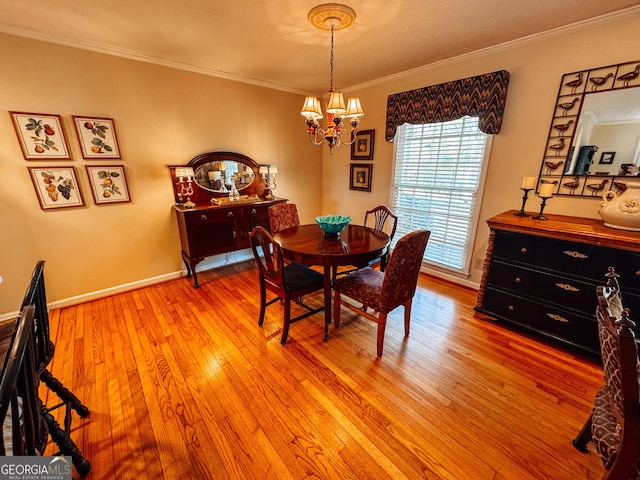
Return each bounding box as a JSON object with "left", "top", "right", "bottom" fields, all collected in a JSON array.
[{"left": 315, "top": 215, "right": 351, "bottom": 237}]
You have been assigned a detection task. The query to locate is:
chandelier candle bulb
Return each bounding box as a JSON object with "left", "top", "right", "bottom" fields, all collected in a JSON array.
[
  {"left": 522, "top": 176, "right": 536, "bottom": 190},
  {"left": 539, "top": 183, "right": 555, "bottom": 197}
]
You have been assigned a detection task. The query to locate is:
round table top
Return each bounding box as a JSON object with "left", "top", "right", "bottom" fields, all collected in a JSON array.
[{"left": 273, "top": 224, "right": 389, "bottom": 267}]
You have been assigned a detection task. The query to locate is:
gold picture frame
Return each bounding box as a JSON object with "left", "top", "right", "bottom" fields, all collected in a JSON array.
[
  {"left": 85, "top": 165, "right": 131, "bottom": 205},
  {"left": 28, "top": 166, "right": 84, "bottom": 210},
  {"left": 10, "top": 112, "right": 71, "bottom": 159},
  {"left": 73, "top": 116, "right": 121, "bottom": 159}
]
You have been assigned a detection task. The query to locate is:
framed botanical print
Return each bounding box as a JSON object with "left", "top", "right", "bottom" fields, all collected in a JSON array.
[
  {"left": 85, "top": 166, "right": 131, "bottom": 204},
  {"left": 73, "top": 116, "right": 121, "bottom": 159},
  {"left": 28, "top": 166, "right": 84, "bottom": 210},
  {"left": 350, "top": 163, "right": 372, "bottom": 192},
  {"left": 351, "top": 129, "right": 375, "bottom": 161},
  {"left": 10, "top": 112, "right": 71, "bottom": 159}
]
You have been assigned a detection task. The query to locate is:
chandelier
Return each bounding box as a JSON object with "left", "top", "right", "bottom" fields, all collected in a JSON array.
[{"left": 301, "top": 3, "right": 363, "bottom": 154}]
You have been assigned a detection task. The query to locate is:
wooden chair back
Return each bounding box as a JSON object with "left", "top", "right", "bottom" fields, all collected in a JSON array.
[
  {"left": 364, "top": 205, "right": 398, "bottom": 241},
  {"left": 0, "top": 306, "right": 48, "bottom": 455},
  {"left": 593, "top": 269, "right": 640, "bottom": 479},
  {"left": 19, "top": 260, "right": 54, "bottom": 372},
  {"left": 379, "top": 229, "right": 431, "bottom": 313}
]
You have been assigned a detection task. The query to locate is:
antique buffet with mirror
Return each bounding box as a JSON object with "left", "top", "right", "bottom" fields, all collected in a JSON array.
[
  {"left": 537, "top": 59, "right": 640, "bottom": 197},
  {"left": 169, "top": 151, "right": 286, "bottom": 287},
  {"left": 475, "top": 59, "right": 640, "bottom": 358}
]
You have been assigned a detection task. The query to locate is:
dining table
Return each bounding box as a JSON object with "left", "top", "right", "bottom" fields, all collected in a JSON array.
[{"left": 273, "top": 223, "right": 390, "bottom": 341}]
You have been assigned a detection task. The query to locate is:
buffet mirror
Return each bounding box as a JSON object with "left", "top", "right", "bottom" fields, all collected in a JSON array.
[
  {"left": 538, "top": 59, "right": 640, "bottom": 197},
  {"left": 169, "top": 151, "right": 266, "bottom": 206}
]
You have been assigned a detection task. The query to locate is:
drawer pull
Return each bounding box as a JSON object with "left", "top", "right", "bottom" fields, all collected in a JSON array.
[
  {"left": 514, "top": 277, "right": 521, "bottom": 284},
  {"left": 520, "top": 247, "right": 527, "bottom": 254},
  {"left": 636, "top": 271, "right": 640, "bottom": 277},
  {"left": 555, "top": 283, "right": 579, "bottom": 292},
  {"left": 546, "top": 313, "right": 569, "bottom": 323},
  {"left": 507, "top": 305, "right": 514, "bottom": 311},
  {"left": 251, "top": 208, "right": 257, "bottom": 215},
  {"left": 563, "top": 250, "right": 588, "bottom": 259},
  {"left": 228, "top": 212, "right": 234, "bottom": 218},
  {"left": 200, "top": 214, "right": 208, "bottom": 221}
]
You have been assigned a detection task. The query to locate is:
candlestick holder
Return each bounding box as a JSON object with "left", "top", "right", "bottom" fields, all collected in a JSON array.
[
  {"left": 533, "top": 196, "right": 552, "bottom": 220},
  {"left": 514, "top": 188, "right": 533, "bottom": 216}
]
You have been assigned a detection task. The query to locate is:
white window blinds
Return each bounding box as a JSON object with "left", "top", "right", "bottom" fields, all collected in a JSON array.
[{"left": 392, "top": 117, "right": 489, "bottom": 274}]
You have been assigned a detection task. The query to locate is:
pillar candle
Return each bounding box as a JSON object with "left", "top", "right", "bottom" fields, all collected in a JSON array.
[
  {"left": 539, "top": 183, "right": 555, "bottom": 197},
  {"left": 521, "top": 176, "right": 536, "bottom": 189}
]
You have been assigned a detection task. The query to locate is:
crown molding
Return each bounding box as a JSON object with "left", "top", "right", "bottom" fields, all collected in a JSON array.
[{"left": 346, "top": 5, "right": 640, "bottom": 93}]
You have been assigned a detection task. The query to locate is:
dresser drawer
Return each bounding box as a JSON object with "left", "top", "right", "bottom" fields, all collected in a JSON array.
[
  {"left": 184, "top": 208, "right": 241, "bottom": 225},
  {"left": 482, "top": 288, "right": 600, "bottom": 354},
  {"left": 493, "top": 231, "right": 640, "bottom": 289},
  {"left": 487, "top": 260, "right": 598, "bottom": 315}
]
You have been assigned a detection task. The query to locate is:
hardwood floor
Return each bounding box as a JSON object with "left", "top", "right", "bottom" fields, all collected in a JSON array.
[{"left": 43, "top": 261, "right": 606, "bottom": 479}]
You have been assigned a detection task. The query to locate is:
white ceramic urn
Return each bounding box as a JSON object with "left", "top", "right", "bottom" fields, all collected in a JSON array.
[{"left": 598, "top": 180, "right": 640, "bottom": 231}]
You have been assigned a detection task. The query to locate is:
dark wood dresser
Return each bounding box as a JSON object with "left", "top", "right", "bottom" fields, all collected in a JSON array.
[
  {"left": 174, "top": 198, "right": 285, "bottom": 288},
  {"left": 169, "top": 151, "right": 287, "bottom": 288},
  {"left": 475, "top": 210, "right": 640, "bottom": 356}
]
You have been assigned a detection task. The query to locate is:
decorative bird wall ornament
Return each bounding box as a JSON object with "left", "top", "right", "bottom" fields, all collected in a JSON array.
[
  {"left": 552, "top": 120, "right": 574, "bottom": 136},
  {"left": 562, "top": 176, "right": 580, "bottom": 194},
  {"left": 617, "top": 64, "right": 640, "bottom": 87},
  {"left": 589, "top": 73, "right": 613, "bottom": 91},
  {"left": 564, "top": 73, "right": 583, "bottom": 94},
  {"left": 557, "top": 98, "right": 579, "bottom": 116},
  {"left": 544, "top": 160, "right": 565, "bottom": 174},
  {"left": 585, "top": 179, "right": 609, "bottom": 195},
  {"left": 613, "top": 181, "right": 627, "bottom": 192},
  {"left": 548, "top": 138, "right": 565, "bottom": 156}
]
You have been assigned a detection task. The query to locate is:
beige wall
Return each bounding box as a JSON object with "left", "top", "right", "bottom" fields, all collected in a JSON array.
[
  {"left": 0, "top": 33, "right": 322, "bottom": 316},
  {"left": 321, "top": 12, "right": 640, "bottom": 286},
  {"left": 2, "top": 12, "right": 639, "bottom": 317}
]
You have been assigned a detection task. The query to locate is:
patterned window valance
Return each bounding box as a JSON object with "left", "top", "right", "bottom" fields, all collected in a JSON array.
[{"left": 385, "top": 70, "right": 510, "bottom": 141}]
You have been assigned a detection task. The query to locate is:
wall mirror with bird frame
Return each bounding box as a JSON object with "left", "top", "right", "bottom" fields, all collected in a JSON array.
[{"left": 538, "top": 59, "right": 640, "bottom": 197}]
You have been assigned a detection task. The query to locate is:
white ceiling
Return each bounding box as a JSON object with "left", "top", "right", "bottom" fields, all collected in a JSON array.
[{"left": 1, "top": 0, "right": 639, "bottom": 95}]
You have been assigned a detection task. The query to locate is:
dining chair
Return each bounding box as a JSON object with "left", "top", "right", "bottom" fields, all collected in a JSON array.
[
  {"left": 334, "top": 205, "right": 398, "bottom": 279},
  {"left": 268, "top": 203, "right": 300, "bottom": 234},
  {"left": 20, "top": 260, "right": 92, "bottom": 475},
  {"left": 0, "top": 305, "right": 48, "bottom": 456},
  {"left": 364, "top": 205, "right": 398, "bottom": 271},
  {"left": 572, "top": 267, "right": 640, "bottom": 480},
  {"left": 249, "top": 226, "right": 325, "bottom": 344},
  {"left": 332, "top": 229, "right": 430, "bottom": 357}
]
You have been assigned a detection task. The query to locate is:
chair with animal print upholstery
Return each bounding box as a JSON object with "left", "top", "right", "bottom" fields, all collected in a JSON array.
[{"left": 572, "top": 267, "right": 640, "bottom": 480}]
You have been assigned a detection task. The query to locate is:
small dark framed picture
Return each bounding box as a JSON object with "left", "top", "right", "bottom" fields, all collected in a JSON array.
[
  {"left": 599, "top": 151, "right": 616, "bottom": 164},
  {"left": 351, "top": 129, "right": 375, "bottom": 160},
  {"left": 350, "top": 163, "right": 372, "bottom": 192}
]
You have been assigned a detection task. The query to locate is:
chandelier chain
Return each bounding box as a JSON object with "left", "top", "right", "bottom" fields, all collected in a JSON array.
[{"left": 329, "top": 25, "right": 334, "bottom": 91}]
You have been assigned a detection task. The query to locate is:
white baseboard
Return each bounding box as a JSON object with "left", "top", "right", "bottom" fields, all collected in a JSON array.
[
  {"left": 0, "top": 251, "right": 477, "bottom": 323},
  {"left": 0, "top": 249, "right": 256, "bottom": 322}
]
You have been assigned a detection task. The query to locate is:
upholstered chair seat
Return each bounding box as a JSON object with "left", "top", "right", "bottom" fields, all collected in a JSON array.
[{"left": 333, "top": 229, "right": 430, "bottom": 356}]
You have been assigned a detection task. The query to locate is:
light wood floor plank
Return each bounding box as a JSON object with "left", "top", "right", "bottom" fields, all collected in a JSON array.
[{"left": 44, "top": 261, "right": 605, "bottom": 479}]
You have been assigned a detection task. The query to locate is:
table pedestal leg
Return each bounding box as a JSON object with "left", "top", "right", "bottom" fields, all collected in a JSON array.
[{"left": 323, "top": 263, "right": 332, "bottom": 342}]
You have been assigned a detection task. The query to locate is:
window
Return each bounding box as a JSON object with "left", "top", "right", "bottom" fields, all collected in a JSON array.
[{"left": 391, "top": 116, "right": 491, "bottom": 274}]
